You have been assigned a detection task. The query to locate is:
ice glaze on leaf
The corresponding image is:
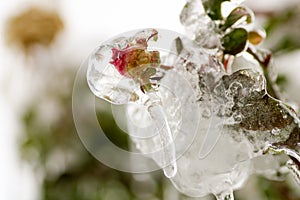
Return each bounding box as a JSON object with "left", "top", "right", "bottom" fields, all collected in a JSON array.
[
  {"left": 216, "top": 70, "right": 300, "bottom": 163},
  {"left": 202, "top": 0, "right": 229, "bottom": 20},
  {"left": 221, "top": 70, "right": 293, "bottom": 131},
  {"left": 222, "top": 7, "right": 252, "bottom": 30},
  {"left": 221, "top": 28, "right": 248, "bottom": 55},
  {"left": 248, "top": 31, "right": 264, "bottom": 45}
]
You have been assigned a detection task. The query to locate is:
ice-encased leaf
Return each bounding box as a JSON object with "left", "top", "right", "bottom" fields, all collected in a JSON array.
[
  {"left": 180, "top": 0, "right": 205, "bottom": 26},
  {"left": 221, "top": 28, "right": 248, "bottom": 55},
  {"left": 202, "top": 0, "right": 229, "bottom": 20},
  {"left": 180, "top": 0, "right": 221, "bottom": 50},
  {"left": 248, "top": 30, "right": 265, "bottom": 45},
  {"left": 212, "top": 69, "right": 300, "bottom": 171},
  {"left": 222, "top": 6, "right": 253, "bottom": 30}
]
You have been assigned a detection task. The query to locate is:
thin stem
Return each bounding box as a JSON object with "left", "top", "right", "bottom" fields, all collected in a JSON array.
[{"left": 246, "top": 47, "right": 281, "bottom": 99}]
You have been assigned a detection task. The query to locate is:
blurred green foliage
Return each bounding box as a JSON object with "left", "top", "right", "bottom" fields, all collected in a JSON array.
[
  {"left": 97, "top": 110, "right": 129, "bottom": 150},
  {"left": 20, "top": 66, "right": 167, "bottom": 199},
  {"left": 257, "top": 177, "right": 300, "bottom": 200},
  {"left": 264, "top": 5, "right": 300, "bottom": 54}
]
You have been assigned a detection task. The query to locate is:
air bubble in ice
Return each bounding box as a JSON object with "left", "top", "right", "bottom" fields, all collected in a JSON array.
[
  {"left": 271, "top": 128, "right": 280, "bottom": 136},
  {"left": 233, "top": 114, "right": 242, "bottom": 123},
  {"left": 202, "top": 107, "right": 212, "bottom": 118}
]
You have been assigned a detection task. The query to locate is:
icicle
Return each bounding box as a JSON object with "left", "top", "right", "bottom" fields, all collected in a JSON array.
[{"left": 147, "top": 93, "right": 177, "bottom": 178}]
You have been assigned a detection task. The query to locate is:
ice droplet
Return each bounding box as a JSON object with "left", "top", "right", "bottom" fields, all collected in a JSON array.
[
  {"left": 271, "top": 127, "right": 280, "bottom": 136},
  {"left": 202, "top": 107, "right": 212, "bottom": 118},
  {"left": 233, "top": 114, "right": 242, "bottom": 123},
  {"left": 163, "top": 163, "right": 178, "bottom": 178}
]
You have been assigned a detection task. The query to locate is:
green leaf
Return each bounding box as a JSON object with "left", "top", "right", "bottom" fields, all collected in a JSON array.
[
  {"left": 222, "top": 7, "right": 252, "bottom": 30},
  {"left": 275, "top": 74, "right": 288, "bottom": 91},
  {"left": 141, "top": 83, "right": 153, "bottom": 93},
  {"left": 202, "top": 0, "right": 229, "bottom": 20},
  {"left": 221, "top": 28, "right": 248, "bottom": 55},
  {"left": 264, "top": 7, "right": 300, "bottom": 53}
]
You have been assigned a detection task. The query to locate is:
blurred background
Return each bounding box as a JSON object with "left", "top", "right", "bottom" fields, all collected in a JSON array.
[{"left": 1, "top": 0, "right": 300, "bottom": 200}]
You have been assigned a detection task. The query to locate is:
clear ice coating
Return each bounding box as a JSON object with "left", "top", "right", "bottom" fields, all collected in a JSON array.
[
  {"left": 146, "top": 93, "right": 177, "bottom": 178},
  {"left": 180, "top": 0, "right": 221, "bottom": 49},
  {"left": 127, "top": 34, "right": 300, "bottom": 199},
  {"left": 87, "top": 7, "right": 300, "bottom": 200},
  {"left": 157, "top": 0, "right": 300, "bottom": 199},
  {"left": 87, "top": 29, "right": 201, "bottom": 178}
]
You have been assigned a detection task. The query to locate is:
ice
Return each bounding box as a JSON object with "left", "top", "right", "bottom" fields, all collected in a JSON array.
[
  {"left": 146, "top": 94, "right": 177, "bottom": 178},
  {"left": 120, "top": 32, "right": 300, "bottom": 199},
  {"left": 86, "top": 26, "right": 300, "bottom": 199},
  {"left": 180, "top": 0, "right": 220, "bottom": 49},
  {"left": 162, "top": 36, "right": 300, "bottom": 198},
  {"left": 87, "top": 43, "right": 139, "bottom": 105},
  {"left": 180, "top": 0, "right": 205, "bottom": 27},
  {"left": 87, "top": 29, "right": 182, "bottom": 177},
  {"left": 164, "top": 54, "right": 255, "bottom": 197}
]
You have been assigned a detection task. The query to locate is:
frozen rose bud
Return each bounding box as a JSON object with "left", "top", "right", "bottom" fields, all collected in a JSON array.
[
  {"left": 110, "top": 47, "right": 128, "bottom": 75},
  {"left": 109, "top": 28, "right": 161, "bottom": 79},
  {"left": 150, "top": 51, "right": 161, "bottom": 65},
  {"left": 110, "top": 46, "right": 160, "bottom": 76},
  {"left": 109, "top": 38, "right": 161, "bottom": 93},
  {"left": 136, "top": 38, "right": 148, "bottom": 47}
]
